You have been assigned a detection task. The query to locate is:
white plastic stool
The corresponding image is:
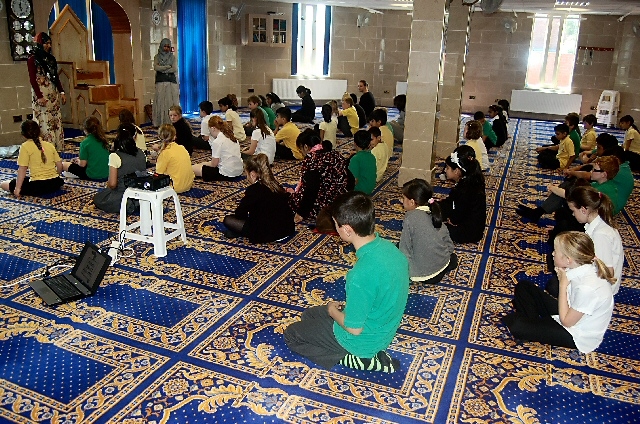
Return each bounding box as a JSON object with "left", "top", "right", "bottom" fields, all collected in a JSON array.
[
  {"left": 119, "top": 187, "right": 187, "bottom": 257},
  {"left": 596, "top": 90, "right": 620, "bottom": 128}
]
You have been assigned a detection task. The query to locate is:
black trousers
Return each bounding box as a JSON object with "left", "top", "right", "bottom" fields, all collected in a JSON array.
[
  {"left": 275, "top": 143, "right": 296, "bottom": 160},
  {"left": 284, "top": 305, "right": 349, "bottom": 369},
  {"left": 537, "top": 149, "right": 560, "bottom": 169},
  {"left": 506, "top": 280, "right": 576, "bottom": 349},
  {"left": 337, "top": 116, "right": 353, "bottom": 137},
  {"left": 624, "top": 150, "right": 640, "bottom": 171}
]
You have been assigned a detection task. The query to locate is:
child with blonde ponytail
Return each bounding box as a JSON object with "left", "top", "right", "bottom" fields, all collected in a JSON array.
[
  {"left": 222, "top": 153, "right": 295, "bottom": 243},
  {"left": 504, "top": 231, "right": 615, "bottom": 353},
  {"left": 155, "top": 124, "right": 194, "bottom": 193}
]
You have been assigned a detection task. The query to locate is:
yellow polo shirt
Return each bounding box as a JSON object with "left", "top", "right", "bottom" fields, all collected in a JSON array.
[{"left": 276, "top": 122, "right": 303, "bottom": 160}]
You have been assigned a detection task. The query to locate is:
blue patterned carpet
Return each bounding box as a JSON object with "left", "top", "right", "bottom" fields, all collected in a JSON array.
[{"left": 0, "top": 115, "right": 638, "bottom": 423}]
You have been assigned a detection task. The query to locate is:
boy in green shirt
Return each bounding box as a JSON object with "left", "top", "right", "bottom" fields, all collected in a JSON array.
[
  {"left": 349, "top": 130, "right": 377, "bottom": 195},
  {"left": 474, "top": 111, "right": 497, "bottom": 150},
  {"left": 284, "top": 191, "right": 410, "bottom": 372}
]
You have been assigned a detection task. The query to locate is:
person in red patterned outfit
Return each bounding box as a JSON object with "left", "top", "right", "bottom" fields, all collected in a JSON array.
[{"left": 28, "top": 33, "right": 66, "bottom": 152}]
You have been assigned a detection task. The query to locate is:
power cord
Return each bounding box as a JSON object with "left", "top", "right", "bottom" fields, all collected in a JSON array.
[
  {"left": 0, "top": 259, "right": 75, "bottom": 289},
  {"left": 101, "top": 230, "right": 134, "bottom": 265}
]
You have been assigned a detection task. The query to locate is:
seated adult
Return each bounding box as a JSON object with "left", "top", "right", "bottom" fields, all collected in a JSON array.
[
  {"left": 93, "top": 124, "right": 147, "bottom": 214},
  {"left": 291, "top": 86, "right": 316, "bottom": 123},
  {"left": 155, "top": 124, "right": 195, "bottom": 193},
  {"left": 62, "top": 116, "right": 109, "bottom": 180},
  {"left": 288, "top": 130, "right": 354, "bottom": 225},
  {"left": 222, "top": 154, "right": 295, "bottom": 243},
  {"left": 0, "top": 120, "right": 63, "bottom": 198},
  {"left": 357, "top": 80, "right": 376, "bottom": 117},
  {"left": 193, "top": 116, "right": 243, "bottom": 181}
]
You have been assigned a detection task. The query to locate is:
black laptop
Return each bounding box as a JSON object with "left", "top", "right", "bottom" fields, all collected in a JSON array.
[{"left": 29, "top": 242, "right": 111, "bottom": 306}]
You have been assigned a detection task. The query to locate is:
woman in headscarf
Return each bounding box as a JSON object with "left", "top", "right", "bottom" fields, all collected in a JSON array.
[
  {"left": 27, "top": 32, "right": 66, "bottom": 152},
  {"left": 153, "top": 38, "right": 179, "bottom": 127}
]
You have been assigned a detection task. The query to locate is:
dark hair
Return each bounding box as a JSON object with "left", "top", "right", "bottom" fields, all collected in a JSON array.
[
  {"left": 276, "top": 107, "right": 292, "bottom": 122},
  {"left": 607, "top": 145, "right": 625, "bottom": 163},
  {"left": 199, "top": 100, "right": 214, "bottom": 115},
  {"left": 595, "top": 133, "right": 619, "bottom": 150},
  {"left": 488, "top": 104, "right": 506, "bottom": 124},
  {"left": 393, "top": 94, "right": 406, "bottom": 112},
  {"left": 321, "top": 104, "right": 333, "bottom": 123},
  {"left": 227, "top": 93, "right": 238, "bottom": 110},
  {"left": 620, "top": 115, "right": 638, "bottom": 131},
  {"left": 114, "top": 123, "right": 139, "bottom": 155},
  {"left": 22, "top": 120, "right": 45, "bottom": 163},
  {"left": 83, "top": 116, "right": 109, "bottom": 150},
  {"left": 296, "top": 85, "right": 311, "bottom": 96},
  {"left": 445, "top": 145, "right": 485, "bottom": 188},
  {"left": 359, "top": 80, "right": 368, "bottom": 87},
  {"left": 353, "top": 130, "right": 371, "bottom": 150},
  {"left": 583, "top": 114, "right": 597, "bottom": 126},
  {"left": 118, "top": 109, "right": 136, "bottom": 125},
  {"left": 368, "top": 126, "right": 381, "bottom": 138},
  {"left": 554, "top": 123, "right": 570, "bottom": 134},
  {"left": 296, "top": 128, "right": 323, "bottom": 151},
  {"left": 497, "top": 99, "right": 510, "bottom": 113},
  {"left": 565, "top": 113, "right": 580, "bottom": 130},
  {"left": 566, "top": 185, "right": 615, "bottom": 227},
  {"left": 402, "top": 179, "right": 443, "bottom": 229},
  {"left": 266, "top": 92, "right": 281, "bottom": 104},
  {"left": 368, "top": 108, "right": 387, "bottom": 125},
  {"left": 349, "top": 93, "right": 357, "bottom": 105},
  {"left": 218, "top": 96, "right": 233, "bottom": 109},
  {"left": 331, "top": 191, "right": 375, "bottom": 237},
  {"left": 473, "top": 111, "right": 485, "bottom": 121},
  {"left": 465, "top": 120, "right": 483, "bottom": 140},
  {"left": 258, "top": 95, "right": 267, "bottom": 107},
  {"left": 250, "top": 108, "right": 270, "bottom": 139}
]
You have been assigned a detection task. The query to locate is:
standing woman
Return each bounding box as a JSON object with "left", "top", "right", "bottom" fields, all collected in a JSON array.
[
  {"left": 153, "top": 38, "right": 179, "bottom": 127},
  {"left": 28, "top": 33, "right": 66, "bottom": 152}
]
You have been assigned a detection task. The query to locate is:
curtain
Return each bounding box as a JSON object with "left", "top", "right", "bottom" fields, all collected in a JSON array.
[
  {"left": 291, "top": 4, "right": 299, "bottom": 76},
  {"left": 323, "top": 7, "right": 331, "bottom": 76},
  {"left": 49, "top": 1, "right": 89, "bottom": 28},
  {"left": 91, "top": 2, "right": 115, "bottom": 83},
  {"left": 177, "top": 0, "right": 208, "bottom": 114}
]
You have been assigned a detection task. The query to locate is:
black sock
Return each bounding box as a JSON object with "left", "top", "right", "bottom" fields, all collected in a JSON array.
[{"left": 340, "top": 351, "right": 400, "bottom": 373}]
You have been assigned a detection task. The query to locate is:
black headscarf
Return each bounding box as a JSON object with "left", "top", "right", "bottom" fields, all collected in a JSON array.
[{"left": 33, "top": 32, "right": 61, "bottom": 89}]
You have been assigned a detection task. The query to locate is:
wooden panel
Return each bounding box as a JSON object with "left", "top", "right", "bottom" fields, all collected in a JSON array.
[
  {"left": 49, "top": 5, "right": 90, "bottom": 68},
  {"left": 89, "top": 85, "right": 121, "bottom": 102}
]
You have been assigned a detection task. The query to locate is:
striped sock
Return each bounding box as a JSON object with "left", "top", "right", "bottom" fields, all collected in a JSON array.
[{"left": 339, "top": 351, "right": 400, "bottom": 373}]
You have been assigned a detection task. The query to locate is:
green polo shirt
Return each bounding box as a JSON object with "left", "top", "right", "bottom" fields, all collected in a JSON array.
[
  {"left": 613, "top": 161, "right": 633, "bottom": 213},
  {"left": 591, "top": 179, "right": 621, "bottom": 215},
  {"left": 334, "top": 234, "right": 410, "bottom": 358},
  {"left": 79, "top": 134, "right": 110, "bottom": 179},
  {"left": 483, "top": 121, "right": 497, "bottom": 146},
  {"left": 569, "top": 129, "right": 581, "bottom": 157},
  {"left": 261, "top": 106, "right": 277, "bottom": 130},
  {"left": 349, "top": 150, "right": 377, "bottom": 195}
]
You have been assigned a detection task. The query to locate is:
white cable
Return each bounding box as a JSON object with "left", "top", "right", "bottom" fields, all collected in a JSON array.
[{"left": 0, "top": 263, "right": 73, "bottom": 288}]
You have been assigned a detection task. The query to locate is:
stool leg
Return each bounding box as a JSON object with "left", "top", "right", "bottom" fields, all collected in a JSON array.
[
  {"left": 152, "top": 195, "right": 167, "bottom": 257},
  {"left": 119, "top": 192, "right": 129, "bottom": 235},
  {"left": 172, "top": 193, "right": 187, "bottom": 243},
  {"left": 140, "top": 200, "right": 152, "bottom": 236}
]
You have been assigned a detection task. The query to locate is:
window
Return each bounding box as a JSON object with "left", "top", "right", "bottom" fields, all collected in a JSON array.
[
  {"left": 292, "top": 4, "right": 332, "bottom": 76},
  {"left": 525, "top": 14, "right": 580, "bottom": 92}
]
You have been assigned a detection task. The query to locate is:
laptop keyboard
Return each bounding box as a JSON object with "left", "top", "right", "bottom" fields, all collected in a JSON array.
[{"left": 47, "top": 276, "right": 81, "bottom": 298}]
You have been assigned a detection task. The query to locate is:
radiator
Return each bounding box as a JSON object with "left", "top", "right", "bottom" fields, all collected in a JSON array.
[
  {"left": 511, "top": 90, "right": 582, "bottom": 115},
  {"left": 272, "top": 79, "right": 347, "bottom": 101}
]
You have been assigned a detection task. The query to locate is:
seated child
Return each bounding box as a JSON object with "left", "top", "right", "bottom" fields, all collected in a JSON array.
[
  {"left": 536, "top": 123, "right": 575, "bottom": 171},
  {"left": 62, "top": 116, "right": 110, "bottom": 180},
  {"left": 218, "top": 96, "right": 246, "bottom": 143},
  {"left": 488, "top": 104, "right": 508, "bottom": 147},
  {"left": 274, "top": 107, "right": 303, "bottom": 160},
  {"left": 368, "top": 127, "right": 390, "bottom": 183},
  {"left": 463, "top": 120, "right": 489, "bottom": 171},
  {"left": 155, "top": 124, "right": 194, "bottom": 193},
  {"left": 580, "top": 114, "right": 598, "bottom": 152},
  {"left": 503, "top": 231, "right": 615, "bottom": 354},
  {"left": 400, "top": 178, "right": 458, "bottom": 283},
  {"left": 222, "top": 154, "right": 295, "bottom": 243},
  {"left": 368, "top": 108, "right": 393, "bottom": 156},
  {"left": 497, "top": 99, "right": 510, "bottom": 122},
  {"left": 350, "top": 93, "right": 368, "bottom": 128},
  {"left": 438, "top": 145, "right": 487, "bottom": 243},
  {"left": 284, "top": 191, "right": 409, "bottom": 372},
  {"left": 389, "top": 94, "right": 406, "bottom": 143},
  {"left": 196, "top": 100, "right": 215, "bottom": 149},
  {"left": 192, "top": 116, "right": 243, "bottom": 181},
  {"left": 242, "top": 109, "right": 276, "bottom": 164},
  {"left": 265, "top": 92, "right": 285, "bottom": 113},
  {"left": 0, "top": 120, "right": 63, "bottom": 197},
  {"left": 119, "top": 109, "right": 147, "bottom": 152},
  {"left": 474, "top": 111, "right": 497, "bottom": 150},
  {"left": 169, "top": 105, "right": 196, "bottom": 156},
  {"left": 550, "top": 113, "right": 581, "bottom": 154},
  {"left": 349, "top": 130, "right": 377, "bottom": 195},
  {"left": 318, "top": 104, "right": 338, "bottom": 148},
  {"left": 259, "top": 95, "right": 277, "bottom": 130},
  {"left": 244, "top": 95, "right": 270, "bottom": 136},
  {"left": 621, "top": 115, "right": 640, "bottom": 171},
  {"left": 337, "top": 97, "right": 360, "bottom": 137}
]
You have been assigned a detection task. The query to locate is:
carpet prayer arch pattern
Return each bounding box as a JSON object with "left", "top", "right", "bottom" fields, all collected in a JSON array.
[{"left": 0, "top": 115, "right": 637, "bottom": 423}]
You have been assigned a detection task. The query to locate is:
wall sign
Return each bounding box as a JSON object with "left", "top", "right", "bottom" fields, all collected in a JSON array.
[{"left": 6, "top": 0, "right": 35, "bottom": 61}]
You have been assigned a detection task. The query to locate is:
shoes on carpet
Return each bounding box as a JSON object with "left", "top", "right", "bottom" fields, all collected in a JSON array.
[
  {"left": 516, "top": 205, "right": 543, "bottom": 223},
  {"left": 339, "top": 350, "right": 400, "bottom": 373}
]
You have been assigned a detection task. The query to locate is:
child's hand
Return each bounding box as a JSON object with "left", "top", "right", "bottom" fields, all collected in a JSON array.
[
  {"left": 535, "top": 146, "right": 545, "bottom": 153},
  {"left": 294, "top": 213, "right": 303, "bottom": 223},
  {"left": 285, "top": 187, "right": 295, "bottom": 194}
]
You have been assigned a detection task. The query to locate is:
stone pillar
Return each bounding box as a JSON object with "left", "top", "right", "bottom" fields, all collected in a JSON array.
[
  {"left": 398, "top": 0, "right": 447, "bottom": 186},
  {"left": 436, "top": 2, "right": 472, "bottom": 158}
]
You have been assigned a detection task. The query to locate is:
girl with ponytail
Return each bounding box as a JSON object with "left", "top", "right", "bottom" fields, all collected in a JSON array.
[
  {"left": 155, "top": 124, "right": 194, "bottom": 193},
  {"left": 222, "top": 153, "right": 295, "bottom": 243},
  {"left": 399, "top": 179, "right": 458, "bottom": 284},
  {"left": 193, "top": 116, "right": 243, "bottom": 181},
  {"left": 61, "top": 116, "right": 110, "bottom": 180},
  {"left": 504, "top": 231, "right": 615, "bottom": 353},
  {"left": 1, "top": 120, "right": 63, "bottom": 198}
]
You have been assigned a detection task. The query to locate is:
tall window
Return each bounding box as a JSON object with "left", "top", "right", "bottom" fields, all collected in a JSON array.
[
  {"left": 525, "top": 14, "right": 580, "bottom": 92},
  {"left": 292, "top": 4, "right": 331, "bottom": 77}
]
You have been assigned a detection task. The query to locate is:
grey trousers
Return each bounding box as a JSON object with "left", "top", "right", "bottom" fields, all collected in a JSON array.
[{"left": 284, "top": 305, "right": 349, "bottom": 369}]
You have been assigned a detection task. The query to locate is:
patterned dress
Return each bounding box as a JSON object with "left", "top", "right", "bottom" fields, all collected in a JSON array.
[{"left": 28, "top": 57, "right": 64, "bottom": 152}]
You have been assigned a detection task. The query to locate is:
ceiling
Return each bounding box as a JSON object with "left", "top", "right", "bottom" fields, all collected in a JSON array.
[{"left": 266, "top": 0, "right": 640, "bottom": 16}]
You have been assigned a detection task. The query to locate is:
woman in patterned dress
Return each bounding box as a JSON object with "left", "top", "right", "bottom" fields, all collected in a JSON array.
[{"left": 27, "top": 33, "right": 66, "bottom": 152}]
